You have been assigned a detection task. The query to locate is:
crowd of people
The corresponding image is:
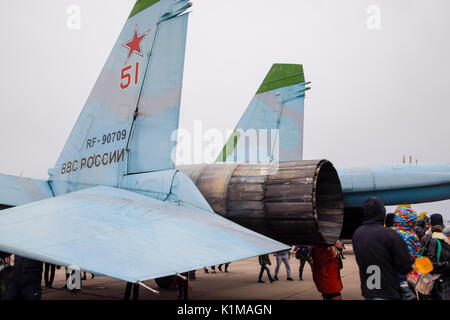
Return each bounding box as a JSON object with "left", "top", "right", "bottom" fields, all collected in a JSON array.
[
  {"left": 1, "top": 197, "right": 449, "bottom": 300},
  {"left": 256, "top": 198, "right": 449, "bottom": 301},
  {"left": 353, "top": 198, "right": 450, "bottom": 300},
  {"left": 256, "top": 242, "right": 345, "bottom": 300}
]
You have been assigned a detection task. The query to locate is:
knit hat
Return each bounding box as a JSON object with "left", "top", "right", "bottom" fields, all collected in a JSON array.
[{"left": 430, "top": 213, "right": 444, "bottom": 227}]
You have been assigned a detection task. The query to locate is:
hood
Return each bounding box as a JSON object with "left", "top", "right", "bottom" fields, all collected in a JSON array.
[
  {"left": 432, "top": 232, "right": 450, "bottom": 246},
  {"left": 362, "top": 197, "right": 386, "bottom": 225},
  {"left": 393, "top": 207, "right": 421, "bottom": 259},
  {"left": 393, "top": 207, "right": 417, "bottom": 232}
]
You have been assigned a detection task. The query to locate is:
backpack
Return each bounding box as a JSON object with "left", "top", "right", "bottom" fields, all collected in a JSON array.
[
  {"left": 408, "top": 238, "right": 441, "bottom": 296},
  {"left": 295, "top": 246, "right": 310, "bottom": 259}
]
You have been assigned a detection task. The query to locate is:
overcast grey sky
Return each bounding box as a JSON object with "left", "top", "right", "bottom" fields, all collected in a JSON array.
[{"left": 1, "top": 0, "right": 450, "bottom": 220}]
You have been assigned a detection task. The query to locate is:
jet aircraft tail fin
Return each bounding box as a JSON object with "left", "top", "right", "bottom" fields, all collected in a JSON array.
[
  {"left": 216, "top": 64, "right": 310, "bottom": 164},
  {"left": 50, "top": 0, "right": 191, "bottom": 194},
  {"left": 0, "top": 1, "right": 294, "bottom": 287}
]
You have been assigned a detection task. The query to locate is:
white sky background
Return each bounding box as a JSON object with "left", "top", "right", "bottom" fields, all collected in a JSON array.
[{"left": 1, "top": 0, "right": 450, "bottom": 221}]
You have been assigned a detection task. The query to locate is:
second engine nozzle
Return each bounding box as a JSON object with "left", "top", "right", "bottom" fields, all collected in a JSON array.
[{"left": 178, "top": 160, "right": 344, "bottom": 245}]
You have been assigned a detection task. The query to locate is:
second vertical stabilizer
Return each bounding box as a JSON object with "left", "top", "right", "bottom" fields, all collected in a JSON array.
[{"left": 216, "top": 64, "right": 309, "bottom": 164}]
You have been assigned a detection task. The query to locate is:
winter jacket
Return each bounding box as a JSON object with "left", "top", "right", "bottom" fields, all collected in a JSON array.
[
  {"left": 9, "top": 256, "right": 43, "bottom": 287},
  {"left": 353, "top": 202, "right": 412, "bottom": 300},
  {"left": 414, "top": 220, "right": 428, "bottom": 240},
  {"left": 311, "top": 244, "right": 343, "bottom": 294},
  {"left": 421, "top": 229, "right": 432, "bottom": 246},
  {"left": 392, "top": 207, "right": 422, "bottom": 260},
  {"left": 258, "top": 254, "right": 271, "bottom": 266},
  {"left": 294, "top": 245, "right": 311, "bottom": 259},
  {"left": 422, "top": 232, "right": 450, "bottom": 300}
]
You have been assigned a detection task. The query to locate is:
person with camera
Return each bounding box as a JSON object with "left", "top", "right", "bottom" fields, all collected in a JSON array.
[
  {"left": 422, "top": 214, "right": 450, "bottom": 300},
  {"left": 311, "top": 241, "right": 343, "bottom": 300}
]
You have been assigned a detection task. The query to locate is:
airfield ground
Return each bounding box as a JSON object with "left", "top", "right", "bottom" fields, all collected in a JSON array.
[{"left": 41, "top": 245, "right": 363, "bottom": 300}]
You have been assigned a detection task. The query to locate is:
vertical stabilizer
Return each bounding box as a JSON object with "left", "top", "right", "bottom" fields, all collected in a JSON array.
[
  {"left": 216, "top": 64, "right": 309, "bottom": 164},
  {"left": 49, "top": 0, "right": 191, "bottom": 194}
]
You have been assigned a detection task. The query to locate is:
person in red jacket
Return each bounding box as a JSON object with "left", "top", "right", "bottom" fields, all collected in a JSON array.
[{"left": 311, "top": 242, "right": 343, "bottom": 300}]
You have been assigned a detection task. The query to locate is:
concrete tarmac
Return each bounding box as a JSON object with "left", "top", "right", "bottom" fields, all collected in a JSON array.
[{"left": 41, "top": 246, "right": 363, "bottom": 300}]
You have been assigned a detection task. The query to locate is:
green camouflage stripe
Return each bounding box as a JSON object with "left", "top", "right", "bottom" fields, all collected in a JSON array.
[
  {"left": 129, "top": 0, "right": 160, "bottom": 18},
  {"left": 256, "top": 64, "right": 305, "bottom": 94},
  {"left": 215, "top": 130, "right": 241, "bottom": 162}
]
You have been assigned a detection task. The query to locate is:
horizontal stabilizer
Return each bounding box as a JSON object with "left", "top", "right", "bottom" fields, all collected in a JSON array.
[
  {"left": 0, "top": 174, "right": 53, "bottom": 207},
  {"left": 0, "top": 186, "right": 288, "bottom": 283}
]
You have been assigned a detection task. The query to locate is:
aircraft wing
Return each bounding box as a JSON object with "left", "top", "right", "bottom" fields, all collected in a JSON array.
[
  {"left": 0, "top": 174, "right": 53, "bottom": 207},
  {"left": 0, "top": 186, "right": 288, "bottom": 283}
]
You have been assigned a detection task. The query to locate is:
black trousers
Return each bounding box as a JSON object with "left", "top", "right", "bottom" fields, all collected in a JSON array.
[
  {"left": 177, "top": 273, "right": 189, "bottom": 300},
  {"left": 124, "top": 282, "right": 140, "bottom": 300},
  {"left": 218, "top": 263, "right": 230, "bottom": 271},
  {"left": 7, "top": 284, "right": 41, "bottom": 300},
  {"left": 44, "top": 263, "right": 55, "bottom": 287},
  {"left": 299, "top": 257, "right": 313, "bottom": 279}
]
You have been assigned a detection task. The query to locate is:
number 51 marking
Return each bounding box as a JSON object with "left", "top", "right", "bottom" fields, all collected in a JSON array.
[{"left": 120, "top": 62, "right": 139, "bottom": 90}]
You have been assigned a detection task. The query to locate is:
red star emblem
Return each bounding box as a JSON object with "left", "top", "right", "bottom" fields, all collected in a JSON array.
[{"left": 122, "top": 25, "right": 151, "bottom": 61}]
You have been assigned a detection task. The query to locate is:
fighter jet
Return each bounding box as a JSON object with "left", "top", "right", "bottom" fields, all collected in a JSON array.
[
  {"left": 179, "top": 62, "right": 450, "bottom": 240},
  {"left": 178, "top": 64, "right": 346, "bottom": 245},
  {"left": 0, "top": 0, "right": 290, "bottom": 286},
  {"left": 1, "top": 1, "right": 447, "bottom": 289}
]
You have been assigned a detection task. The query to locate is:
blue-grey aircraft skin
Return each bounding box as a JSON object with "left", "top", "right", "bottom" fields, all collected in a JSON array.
[
  {"left": 218, "top": 69, "right": 308, "bottom": 163},
  {"left": 338, "top": 163, "right": 450, "bottom": 207},
  {"left": 219, "top": 64, "right": 450, "bottom": 210},
  {"left": 1, "top": 0, "right": 448, "bottom": 284},
  {"left": 0, "top": 0, "right": 289, "bottom": 284}
]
